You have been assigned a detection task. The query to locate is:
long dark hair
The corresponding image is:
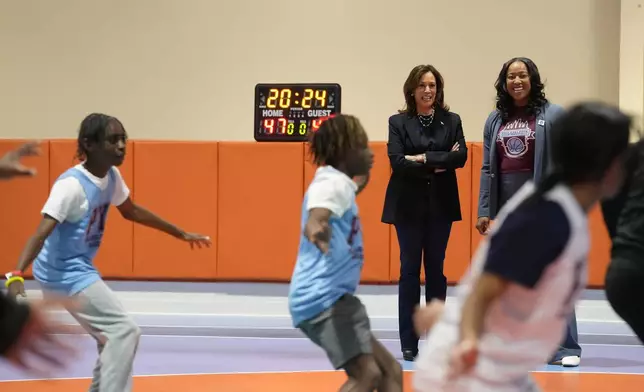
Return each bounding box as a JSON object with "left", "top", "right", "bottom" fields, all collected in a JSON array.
[
  {"left": 494, "top": 57, "right": 548, "bottom": 121},
  {"left": 525, "top": 102, "right": 632, "bottom": 205},
  {"left": 399, "top": 64, "right": 450, "bottom": 116}
]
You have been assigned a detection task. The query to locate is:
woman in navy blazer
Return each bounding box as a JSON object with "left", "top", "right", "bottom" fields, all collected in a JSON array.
[
  {"left": 476, "top": 57, "right": 581, "bottom": 367},
  {"left": 381, "top": 64, "right": 468, "bottom": 361}
]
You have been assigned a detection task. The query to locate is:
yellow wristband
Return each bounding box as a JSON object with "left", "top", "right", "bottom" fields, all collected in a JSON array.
[{"left": 5, "top": 276, "right": 24, "bottom": 288}]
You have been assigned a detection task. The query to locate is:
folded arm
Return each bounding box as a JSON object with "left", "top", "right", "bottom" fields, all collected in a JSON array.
[
  {"left": 387, "top": 118, "right": 431, "bottom": 177},
  {"left": 423, "top": 117, "right": 468, "bottom": 169}
]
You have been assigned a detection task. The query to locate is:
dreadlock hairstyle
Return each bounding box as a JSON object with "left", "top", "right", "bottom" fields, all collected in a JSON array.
[
  {"left": 524, "top": 102, "right": 632, "bottom": 206},
  {"left": 308, "top": 114, "right": 368, "bottom": 168},
  {"left": 75, "top": 113, "right": 127, "bottom": 161}
]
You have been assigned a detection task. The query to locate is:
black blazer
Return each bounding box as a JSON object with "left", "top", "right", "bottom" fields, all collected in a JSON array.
[{"left": 381, "top": 110, "right": 468, "bottom": 225}]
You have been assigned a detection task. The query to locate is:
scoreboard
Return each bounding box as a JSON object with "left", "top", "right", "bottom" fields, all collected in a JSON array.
[{"left": 254, "top": 83, "right": 341, "bottom": 142}]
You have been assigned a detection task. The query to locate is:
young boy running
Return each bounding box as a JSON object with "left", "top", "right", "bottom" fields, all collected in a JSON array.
[
  {"left": 5, "top": 113, "right": 211, "bottom": 392},
  {"left": 289, "top": 114, "right": 403, "bottom": 392}
]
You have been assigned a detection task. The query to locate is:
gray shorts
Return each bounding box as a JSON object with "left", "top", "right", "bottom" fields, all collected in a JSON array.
[{"left": 298, "top": 294, "right": 373, "bottom": 369}]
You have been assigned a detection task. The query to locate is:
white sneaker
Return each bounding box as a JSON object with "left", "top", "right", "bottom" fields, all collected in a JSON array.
[{"left": 561, "top": 356, "right": 580, "bottom": 367}]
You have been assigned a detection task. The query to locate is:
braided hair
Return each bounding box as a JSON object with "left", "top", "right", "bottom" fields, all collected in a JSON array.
[{"left": 75, "top": 113, "right": 126, "bottom": 161}]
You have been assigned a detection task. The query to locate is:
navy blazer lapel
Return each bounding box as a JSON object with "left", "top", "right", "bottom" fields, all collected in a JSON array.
[
  {"left": 433, "top": 110, "right": 450, "bottom": 147},
  {"left": 404, "top": 115, "right": 423, "bottom": 151}
]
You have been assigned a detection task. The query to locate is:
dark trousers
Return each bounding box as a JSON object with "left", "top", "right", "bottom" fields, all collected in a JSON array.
[
  {"left": 550, "top": 309, "right": 582, "bottom": 362},
  {"left": 605, "top": 258, "right": 644, "bottom": 344},
  {"left": 394, "top": 216, "right": 452, "bottom": 353}
]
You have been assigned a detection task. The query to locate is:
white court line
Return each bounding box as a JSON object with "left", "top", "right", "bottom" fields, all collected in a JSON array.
[
  {"left": 2, "top": 368, "right": 644, "bottom": 383},
  {"left": 53, "top": 329, "right": 641, "bottom": 339},
  {"left": 48, "top": 311, "right": 628, "bottom": 323},
  {"left": 53, "top": 323, "right": 638, "bottom": 337},
  {"left": 49, "top": 333, "right": 643, "bottom": 348},
  {"left": 0, "top": 369, "right": 339, "bottom": 383}
]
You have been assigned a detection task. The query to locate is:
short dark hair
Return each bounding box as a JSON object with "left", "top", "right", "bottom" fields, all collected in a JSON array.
[
  {"left": 75, "top": 113, "right": 126, "bottom": 161},
  {"left": 494, "top": 57, "right": 548, "bottom": 120},
  {"left": 399, "top": 64, "right": 450, "bottom": 116},
  {"left": 308, "top": 114, "right": 368, "bottom": 167}
]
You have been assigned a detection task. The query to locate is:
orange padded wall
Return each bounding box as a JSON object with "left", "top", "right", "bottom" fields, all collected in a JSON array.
[
  {"left": 217, "top": 143, "right": 304, "bottom": 281},
  {"left": 0, "top": 140, "right": 51, "bottom": 277},
  {"left": 132, "top": 141, "right": 218, "bottom": 279},
  {"left": 0, "top": 140, "right": 614, "bottom": 288}
]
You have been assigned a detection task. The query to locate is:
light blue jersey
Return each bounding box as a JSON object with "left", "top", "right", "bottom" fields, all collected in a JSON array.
[
  {"left": 288, "top": 166, "right": 365, "bottom": 327},
  {"left": 33, "top": 167, "right": 116, "bottom": 296}
]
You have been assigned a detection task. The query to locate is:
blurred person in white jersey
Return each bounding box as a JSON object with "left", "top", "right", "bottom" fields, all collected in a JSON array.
[{"left": 411, "top": 101, "right": 633, "bottom": 392}]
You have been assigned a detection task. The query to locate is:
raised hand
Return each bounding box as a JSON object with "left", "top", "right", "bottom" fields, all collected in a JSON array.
[
  {"left": 413, "top": 299, "right": 445, "bottom": 336},
  {"left": 447, "top": 338, "right": 479, "bottom": 379},
  {"left": 0, "top": 141, "right": 42, "bottom": 179},
  {"left": 4, "top": 297, "right": 78, "bottom": 377}
]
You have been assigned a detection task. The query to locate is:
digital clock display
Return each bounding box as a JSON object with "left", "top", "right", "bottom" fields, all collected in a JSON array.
[{"left": 254, "top": 83, "right": 341, "bottom": 142}]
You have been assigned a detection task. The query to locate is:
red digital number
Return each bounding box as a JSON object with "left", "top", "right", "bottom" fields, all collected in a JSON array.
[
  {"left": 263, "top": 119, "right": 275, "bottom": 134},
  {"left": 311, "top": 114, "right": 337, "bottom": 132},
  {"left": 278, "top": 118, "right": 287, "bottom": 134},
  {"left": 311, "top": 119, "right": 322, "bottom": 132}
]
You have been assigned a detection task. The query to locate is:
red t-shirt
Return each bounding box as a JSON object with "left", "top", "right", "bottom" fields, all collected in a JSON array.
[{"left": 496, "top": 113, "right": 536, "bottom": 174}]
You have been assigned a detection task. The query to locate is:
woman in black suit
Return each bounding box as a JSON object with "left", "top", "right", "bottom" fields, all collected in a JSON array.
[{"left": 382, "top": 64, "right": 468, "bottom": 361}]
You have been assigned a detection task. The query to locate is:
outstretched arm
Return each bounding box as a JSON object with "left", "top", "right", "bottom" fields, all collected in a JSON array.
[
  {"left": 0, "top": 141, "right": 41, "bottom": 180},
  {"left": 116, "top": 198, "right": 211, "bottom": 248},
  {"left": 458, "top": 273, "right": 508, "bottom": 343}
]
